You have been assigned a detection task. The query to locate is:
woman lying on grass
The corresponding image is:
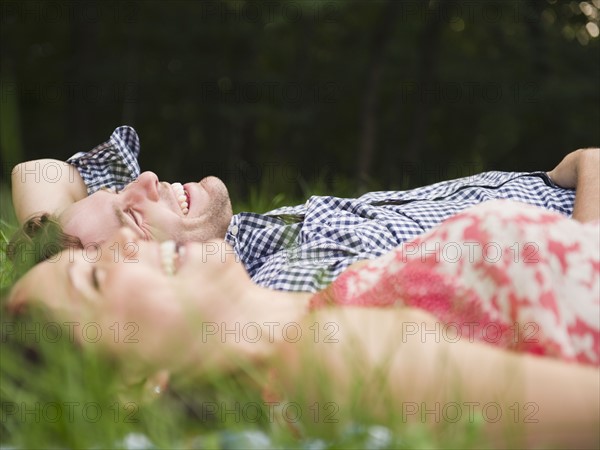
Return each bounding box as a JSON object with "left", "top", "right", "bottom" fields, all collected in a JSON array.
[{"left": 6, "top": 193, "right": 599, "bottom": 448}]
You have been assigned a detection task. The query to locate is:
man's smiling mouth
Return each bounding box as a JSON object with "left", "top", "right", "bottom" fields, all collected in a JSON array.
[{"left": 171, "top": 183, "right": 190, "bottom": 215}]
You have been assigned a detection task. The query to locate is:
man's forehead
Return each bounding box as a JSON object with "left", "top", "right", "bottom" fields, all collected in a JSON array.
[
  {"left": 61, "top": 190, "right": 121, "bottom": 242},
  {"left": 62, "top": 189, "right": 110, "bottom": 218}
]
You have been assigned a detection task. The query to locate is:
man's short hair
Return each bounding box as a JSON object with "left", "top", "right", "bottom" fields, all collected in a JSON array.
[{"left": 7, "top": 214, "right": 83, "bottom": 280}]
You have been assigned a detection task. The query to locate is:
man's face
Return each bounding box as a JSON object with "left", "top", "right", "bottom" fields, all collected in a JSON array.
[{"left": 59, "top": 172, "right": 233, "bottom": 245}]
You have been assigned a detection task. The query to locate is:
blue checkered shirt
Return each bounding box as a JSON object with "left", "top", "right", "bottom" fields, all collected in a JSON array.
[
  {"left": 70, "top": 127, "right": 576, "bottom": 292},
  {"left": 67, "top": 126, "right": 141, "bottom": 195}
]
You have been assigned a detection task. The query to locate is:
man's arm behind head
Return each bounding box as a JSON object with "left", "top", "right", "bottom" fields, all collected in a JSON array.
[{"left": 11, "top": 159, "right": 87, "bottom": 225}]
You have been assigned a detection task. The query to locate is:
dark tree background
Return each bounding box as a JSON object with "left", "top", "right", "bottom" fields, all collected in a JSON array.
[{"left": 1, "top": 0, "right": 599, "bottom": 204}]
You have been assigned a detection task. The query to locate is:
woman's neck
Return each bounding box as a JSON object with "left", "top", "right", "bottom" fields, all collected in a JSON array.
[{"left": 182, "top": 279, "right": 312, "bottom": 378}]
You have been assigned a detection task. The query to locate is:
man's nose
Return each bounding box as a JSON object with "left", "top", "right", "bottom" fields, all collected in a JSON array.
[{"left": 130, "top": 171, "right": 160, "bottom": 201}]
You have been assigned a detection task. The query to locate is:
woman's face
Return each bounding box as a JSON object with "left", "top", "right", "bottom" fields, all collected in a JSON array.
[{"left": 9, "top": 227, "right": 243, "bottom": 378}]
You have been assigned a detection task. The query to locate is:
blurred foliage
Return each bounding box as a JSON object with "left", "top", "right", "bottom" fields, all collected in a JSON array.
[{"left": 1, "top": 0, "right": 599, "bottom": 204}]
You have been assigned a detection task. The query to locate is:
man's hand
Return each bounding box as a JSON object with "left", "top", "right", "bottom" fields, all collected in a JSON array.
[{"left": 548, "top": 148, "right": 599, "bottom": 222}]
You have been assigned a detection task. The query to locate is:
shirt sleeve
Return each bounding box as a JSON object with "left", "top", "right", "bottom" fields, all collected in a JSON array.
[{"left": 66, "top": 126, "right": 141, "bottom": 195}]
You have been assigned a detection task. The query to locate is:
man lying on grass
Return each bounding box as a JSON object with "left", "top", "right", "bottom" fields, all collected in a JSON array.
[{"left": 9, "top": 126, "right": 598, "bottom": 291}]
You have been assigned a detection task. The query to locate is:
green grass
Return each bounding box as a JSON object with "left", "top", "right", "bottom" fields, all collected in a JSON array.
[{"left": 1, "top": 181, "right": 505, "bottom": 449}]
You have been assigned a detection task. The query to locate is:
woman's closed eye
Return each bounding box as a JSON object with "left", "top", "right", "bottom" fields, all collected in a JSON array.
[
  {"left": 68, "top": 262, "right": 104, "bottom": 297},
  {"left": 89, "top": 267, "right": 108, "bottom": 293},
  {"left": 91, "top": 267, "right": 100, "bottom": 290}
]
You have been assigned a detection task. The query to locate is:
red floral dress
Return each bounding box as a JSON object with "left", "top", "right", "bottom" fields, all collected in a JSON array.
[{"left": 310, "top": 200, "right": 600, "bottom": 366}]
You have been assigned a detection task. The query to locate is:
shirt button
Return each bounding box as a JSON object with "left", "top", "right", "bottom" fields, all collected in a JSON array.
[{"left": 231, "top": 225, "right": 239, "bottom": 236}]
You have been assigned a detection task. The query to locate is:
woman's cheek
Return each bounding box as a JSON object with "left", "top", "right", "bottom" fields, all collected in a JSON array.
[{"left": 103, "top": 287, "right": 186, "bottom": 367}]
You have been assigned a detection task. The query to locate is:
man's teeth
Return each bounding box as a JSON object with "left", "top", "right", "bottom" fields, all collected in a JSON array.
[
  {"left": 160, "top": 240, "right": 184, "bottom": 276},
  {"left": 172, "top": 182, "right": 189, "bottom": 215}
]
